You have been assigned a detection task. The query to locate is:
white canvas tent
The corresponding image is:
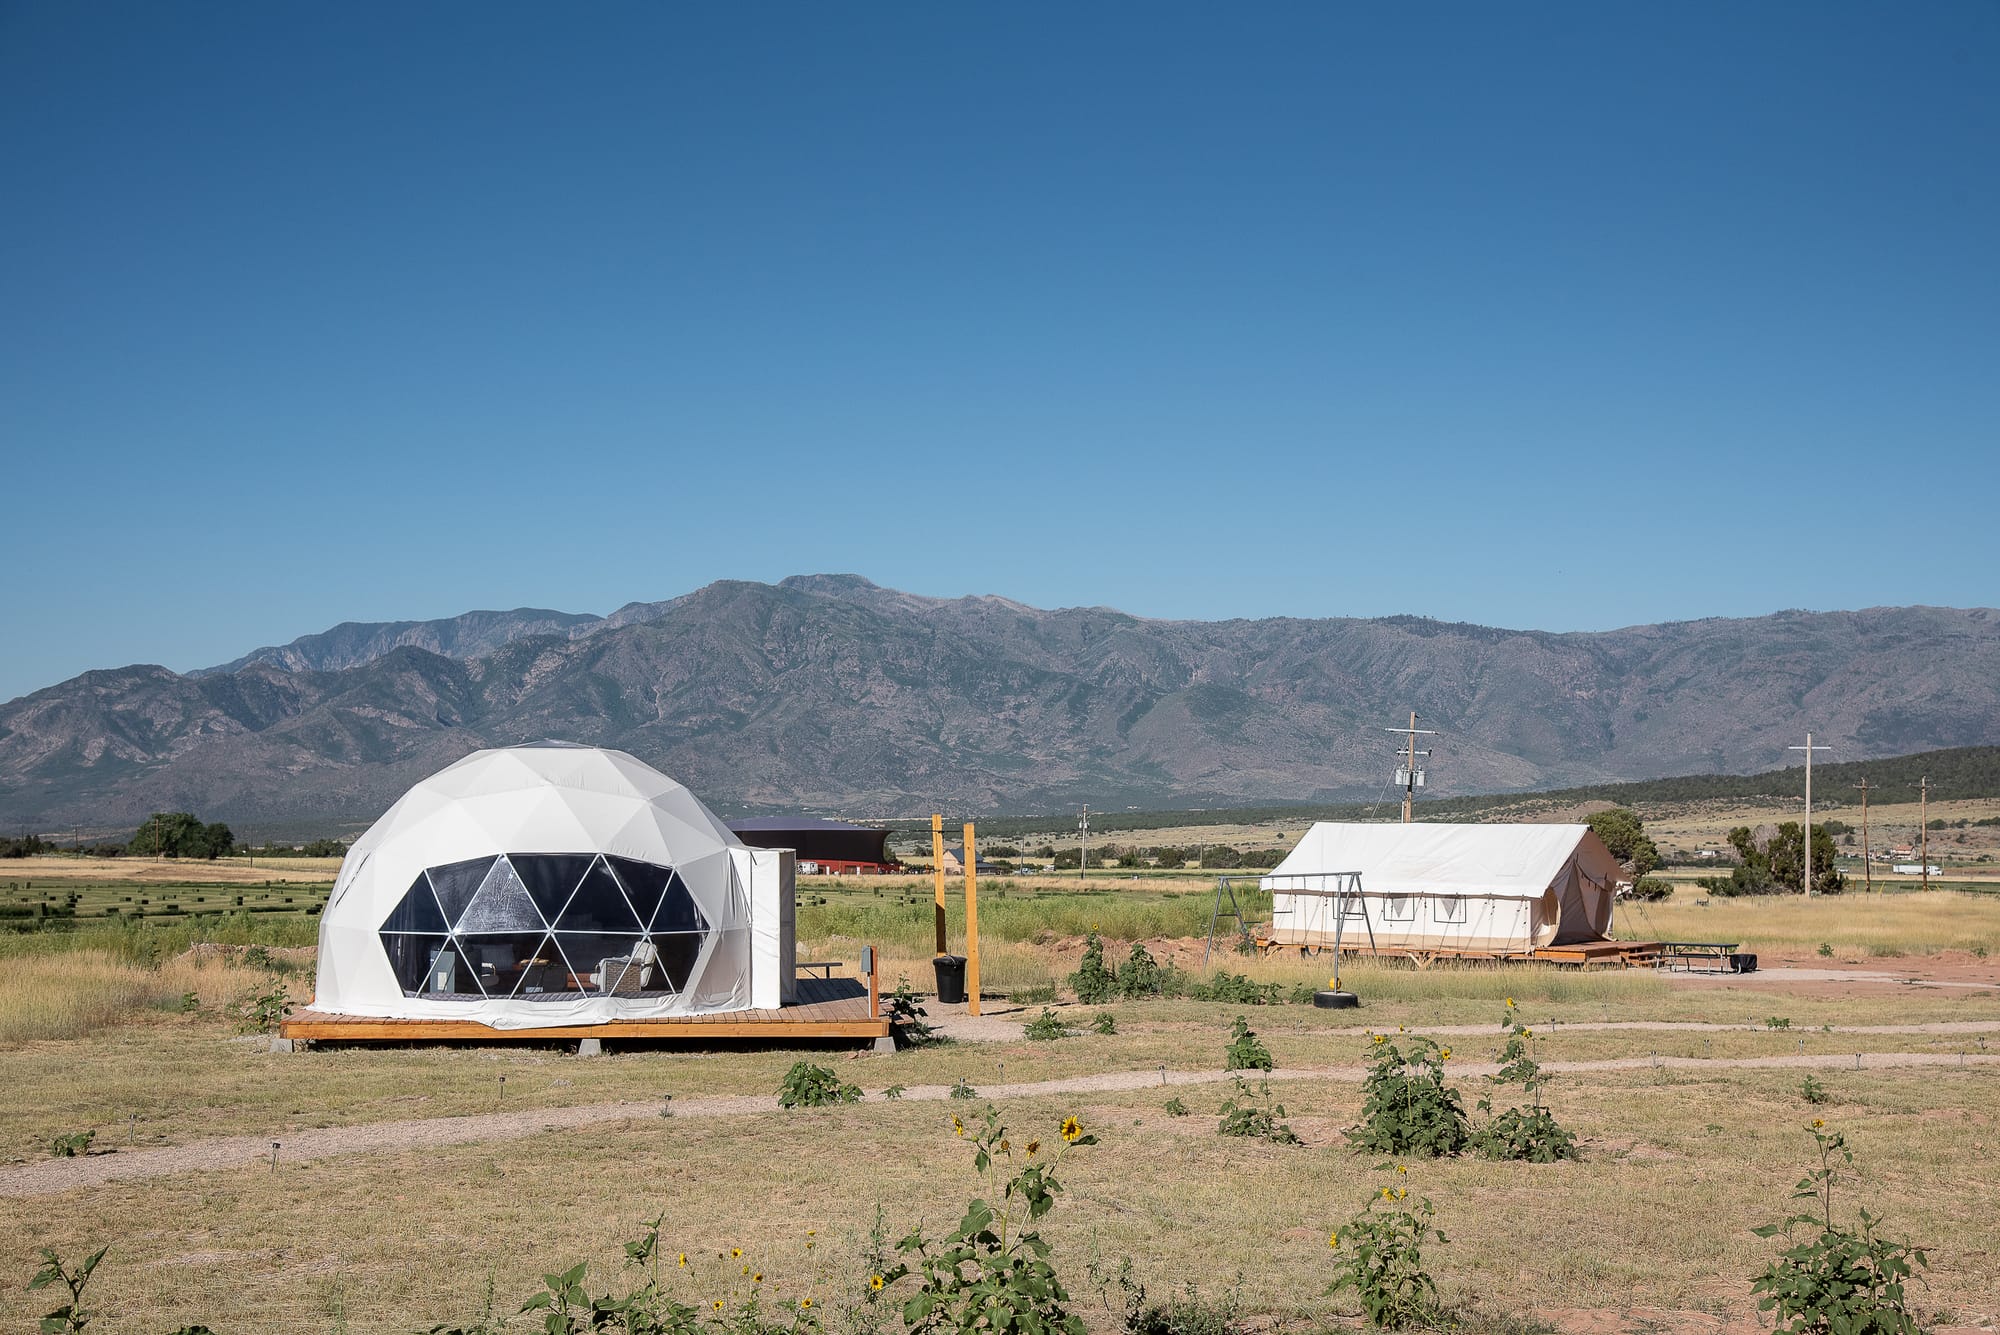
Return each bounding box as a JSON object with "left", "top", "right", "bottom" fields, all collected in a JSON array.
[
  {"left": 313, "top": 744, "right": 796, "bottom": 1029},
  {"left": 1261, "top": 823, "right": 1620, "bottom": 955}
]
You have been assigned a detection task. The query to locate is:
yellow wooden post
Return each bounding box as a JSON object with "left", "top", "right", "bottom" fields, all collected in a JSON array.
[
  {"left": 963, "top": 821, "right": 981, "bottom": 1016},
  {"left": 931, "top": 813, "right": 947, "bottom": 957}
]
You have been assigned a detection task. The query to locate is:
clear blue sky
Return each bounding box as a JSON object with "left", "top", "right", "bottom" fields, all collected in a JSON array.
[{"left": 4, "top": 2, "right": 1996, "bottom": 703}]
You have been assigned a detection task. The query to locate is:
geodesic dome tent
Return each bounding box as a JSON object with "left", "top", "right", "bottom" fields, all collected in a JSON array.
[
  {"left": 1261, "top": 822, "right": 1619, "bottom": 955},
  {"left": 313, "top": 744, "right": 796, "bottom": 1028}
]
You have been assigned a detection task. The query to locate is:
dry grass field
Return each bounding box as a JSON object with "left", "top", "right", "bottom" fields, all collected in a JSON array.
[{"left": 1, "top": 872, "right": 1996, "bottom": 1333}]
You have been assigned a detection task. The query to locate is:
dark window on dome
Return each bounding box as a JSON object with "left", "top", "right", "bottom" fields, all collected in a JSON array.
[
  {"left": 456, "top": 858, "right": 544, "bottom": 934},
  {"left": 607, "top": 857, "right": 670, "bottom": 926},
  {"left": 460, "top": 931, "right": 569, "bottom": 996},
  {"left": 383, "top": 876, "right": 448, "bottom": 934},
  {"left": 512, "top": 854, "right": 595, "bottom": 924},
  {"left": 427, "top": 856, "right": 496, "bottom": 923},
  {"left": 652, "top": 872, "right": 706, "bottom": 934},
  {"left": 555, "top": 858, "right": 642, "bottom": 933},
  {"left": 555, "top": 932, "right": 653, "bottom": 994},
  {"left": 380, "top": 934, "right": 479, "bottom": 997},
  {"left": 649, "top": 931, "right": 705, "bottom": 992}
]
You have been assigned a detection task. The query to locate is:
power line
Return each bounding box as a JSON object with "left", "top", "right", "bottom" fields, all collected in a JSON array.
[{"left": 1382, "top": 712, "right": 1438, "bottom": 825}]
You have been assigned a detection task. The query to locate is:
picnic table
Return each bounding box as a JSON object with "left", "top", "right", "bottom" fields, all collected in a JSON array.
[{"left": 1655, "top": 941, "right": 1756, "bottom": 974}]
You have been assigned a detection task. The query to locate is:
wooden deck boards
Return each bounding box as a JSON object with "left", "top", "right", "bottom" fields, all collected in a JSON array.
[
  {"left": 281, "top": 975, "right": 888, "bottom": 1043},
  {"left": 1257, "top": 937, "right": 1664, "bottom": 968}
]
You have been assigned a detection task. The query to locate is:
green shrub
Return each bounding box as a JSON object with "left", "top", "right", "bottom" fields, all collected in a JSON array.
[
  {"left": 888, "top": 976, "right": 946, "bottom": 1047},
  {"left": 1024, "top": 1008, "right": 1075, "bottom": 1042},
  {"left": 1350, "top": 1032, "right": 1469, "bottom": 1158},
  {"left": 1117, "top": 943, "right": 1162, "bottom": 998},
  {"left": 1800, "top": 1074, "right": 1831, "bottom": 1106},
  {"left": 1069, "top": 933, "right": 1118, "bottom": 1004},
  {"left": 1163, "top": 1096, "right": 1189, "bottom": 1117},
  {"left": 49, "top": 1130, "right": 95, "bottom": 1158},
  {"left": 776, "top": 1061, "right": 861, "bottom": 1108},
  {"left": 1326, "top": 1175, "right": 1448, "bottom": 1328},
  {"left": 1750, "top": 1122, "right": 1929, "bottom": 1334},
  {"left": 888, "top": 1107, "right": 1097, "bottom": 1335},
  {"left": 1627, "top": 877, "right": 1673, "bottom": 902},
  {"left": 1223, "top": 1016, "right": 1273, "bottom": 1071},
  {"left": 243, "top": 986, "right": 291, "bottom": 1034},
  {"left": 1470, "top": 1005, "right": 1577, "bottom": 1163},
  {"left": 1216, "top": 1077, "right": 1300, "bottom": 1145},
  {"left": 1099, "top": 1264, "right": 1244, "bottom": 1335},
  {"left": 29, "top": 1244, "right": 108, "bottom": 1334},
  {"left": 1091, "top": 1011, "right": 1118, "bottom": 1036}
]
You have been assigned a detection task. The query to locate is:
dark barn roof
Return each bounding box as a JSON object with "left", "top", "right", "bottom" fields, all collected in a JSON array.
[{"left": 728, "top": 817, "right": 892, "bottom": 866}]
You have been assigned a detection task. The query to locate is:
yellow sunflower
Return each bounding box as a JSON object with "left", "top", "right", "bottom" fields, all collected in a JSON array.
[
  {"left": 870, "top": 1275, "right": 886, "bottom": 1291},
  {"left": 731, "top": 1248, "right": 743, "bottom": 1259},
  {"left": 1025, "top": 1140, "right": 1041, "bottom": 1158},
  {"left": 1328, "top": 1232, "right": 1339, "bottom": 1249},
  {"left": 952, "top": 1115, "right": 965, "bottom": 1137},
  {"left": 1060, "top": 1116, "right": 1083, "bottom": 1142}
]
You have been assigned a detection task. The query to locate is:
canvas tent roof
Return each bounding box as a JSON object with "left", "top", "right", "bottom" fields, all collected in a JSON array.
[{"left": 1269, "top": 823, "right": 1614, "bottom": 899}]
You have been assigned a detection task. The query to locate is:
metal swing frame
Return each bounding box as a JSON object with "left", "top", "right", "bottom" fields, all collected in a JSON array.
[{"left": 1204, "top": 870, "right": 1377, "bottom": 991}]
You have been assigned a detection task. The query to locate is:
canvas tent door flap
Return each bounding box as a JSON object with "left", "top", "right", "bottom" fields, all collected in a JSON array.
[{"left": 1260, "top": 823, "right": 1619, "bottom": 956}]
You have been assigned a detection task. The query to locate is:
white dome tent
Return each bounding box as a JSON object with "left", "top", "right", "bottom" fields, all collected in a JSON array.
[{"left": 313, "top": 744, "right": 796, "bottom": 1029}]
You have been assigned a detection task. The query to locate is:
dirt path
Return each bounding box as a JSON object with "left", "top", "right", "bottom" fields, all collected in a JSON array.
[
  {"left": 6, "top": 1049, "right": 1994, "bottom": 1199},
  {"left": 928, "top": 1003, "right": 2000, "bottom": 1041}
]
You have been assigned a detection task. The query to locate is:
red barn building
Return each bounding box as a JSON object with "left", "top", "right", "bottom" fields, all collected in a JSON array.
[{"left": 727, "top": 817, "right": 898, "bottom": 875}]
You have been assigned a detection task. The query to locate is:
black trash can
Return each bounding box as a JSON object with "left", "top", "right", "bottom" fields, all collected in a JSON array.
[
  {"left": 933, "top": 954, "right": 968, "bottom": 1004},
  {"left": 1730, "top": 952, "right": 1759, "bottom": 975}
]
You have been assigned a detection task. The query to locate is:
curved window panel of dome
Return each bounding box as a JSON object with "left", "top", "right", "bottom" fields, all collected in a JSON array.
[
  {"left": 455, "top": 857, "right": 545, "bottom": 934},
  {"left": 426, "top": 856, "right": 497, "bottom": 925},
  {"left": 458, "top": 930, "right": 570, "bottom": 997},
  {"left": 554, "top": 857, "right": 645, "bottom": 934},
  {"left": 510, "top": 854, "right": 597, "bottom": 927},
  {"left": 378, "top": 934, "right": 483, "bottom": 997}
]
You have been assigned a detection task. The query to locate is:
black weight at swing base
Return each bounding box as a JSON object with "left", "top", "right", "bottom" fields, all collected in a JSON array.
[{"left": 1313, "top": 989, "right": 1360, "bottom": 1009}]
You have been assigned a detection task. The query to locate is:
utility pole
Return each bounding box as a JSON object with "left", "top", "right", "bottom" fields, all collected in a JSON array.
[
  {"left": 930, "top": 814, "right": 947, "bottom": 956},
  {"left": 1788, "top": 733, "right": 1832, "bottom": 896},
  {"left": 1852, "top": 778, "right": 1871, "bottom": 893},
  {"left": 1077, "top": 805, "right": 1089, "bottom": 888},
  {"left": 1915, "top": 777, "right": 1930, "bottom": 891},
  {"left": 1383, "top": 713, "right": 1437, "bottom": 824}
]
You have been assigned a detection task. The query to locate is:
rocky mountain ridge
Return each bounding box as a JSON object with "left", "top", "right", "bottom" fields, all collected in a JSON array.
[{"left": 3, "top": 576, "right": 1995, "bottom": 831}]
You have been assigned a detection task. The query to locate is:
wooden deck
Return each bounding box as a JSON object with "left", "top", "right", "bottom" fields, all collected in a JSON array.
[
  {"left": 281, "top": 976, "right": 889, "bottom": 1044},
  {"left": 1259, "top": 937, "right": 1664, "bottom": 968}
]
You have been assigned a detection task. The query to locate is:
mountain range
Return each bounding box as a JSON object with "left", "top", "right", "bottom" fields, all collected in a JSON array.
[{"left": 4, "top": 575, "right": 1998, "bottom": 833}]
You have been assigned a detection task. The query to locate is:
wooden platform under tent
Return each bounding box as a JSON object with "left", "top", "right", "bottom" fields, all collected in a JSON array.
[
  {"left": 280, "top": 973, "right": 892, "bottom": 1048},
  {"left": 1255, "top": 936, "right": 1668, "bottom": 969}
]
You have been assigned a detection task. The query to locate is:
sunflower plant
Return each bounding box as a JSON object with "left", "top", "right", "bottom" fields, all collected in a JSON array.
[
  {"left": 1749, "top": 1122, "right": 1930, "bottom": 1335},
  {"left": 880, "top": 1108, "right": 1097, "bottom": 1335},
  {"left": 1349, "top": 1033, "right": 1468, "bottom": 1158},
  {"left": 1325, "top": 1171, "right": 1448, "bottom": 1330},
  {"left": 1470, "top": 1004, "right": 1577, "bottom": 1163}
]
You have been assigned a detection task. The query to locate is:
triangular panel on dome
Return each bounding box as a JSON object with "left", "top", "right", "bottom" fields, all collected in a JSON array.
[
  {"left": 455, "top": 857, "right": 545, "bottom": 934},
  {"left": 553, "top": 857, "right": 643, "bottom": 934},
  {"left": 512, "top": 853, "right": 596, "bottom": 924},
  {"left": 382, "top": 874, "right": 449, "bottom": 934},
  {"left": 427, "top": 856, "right": 498, "bottom": 924}
]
